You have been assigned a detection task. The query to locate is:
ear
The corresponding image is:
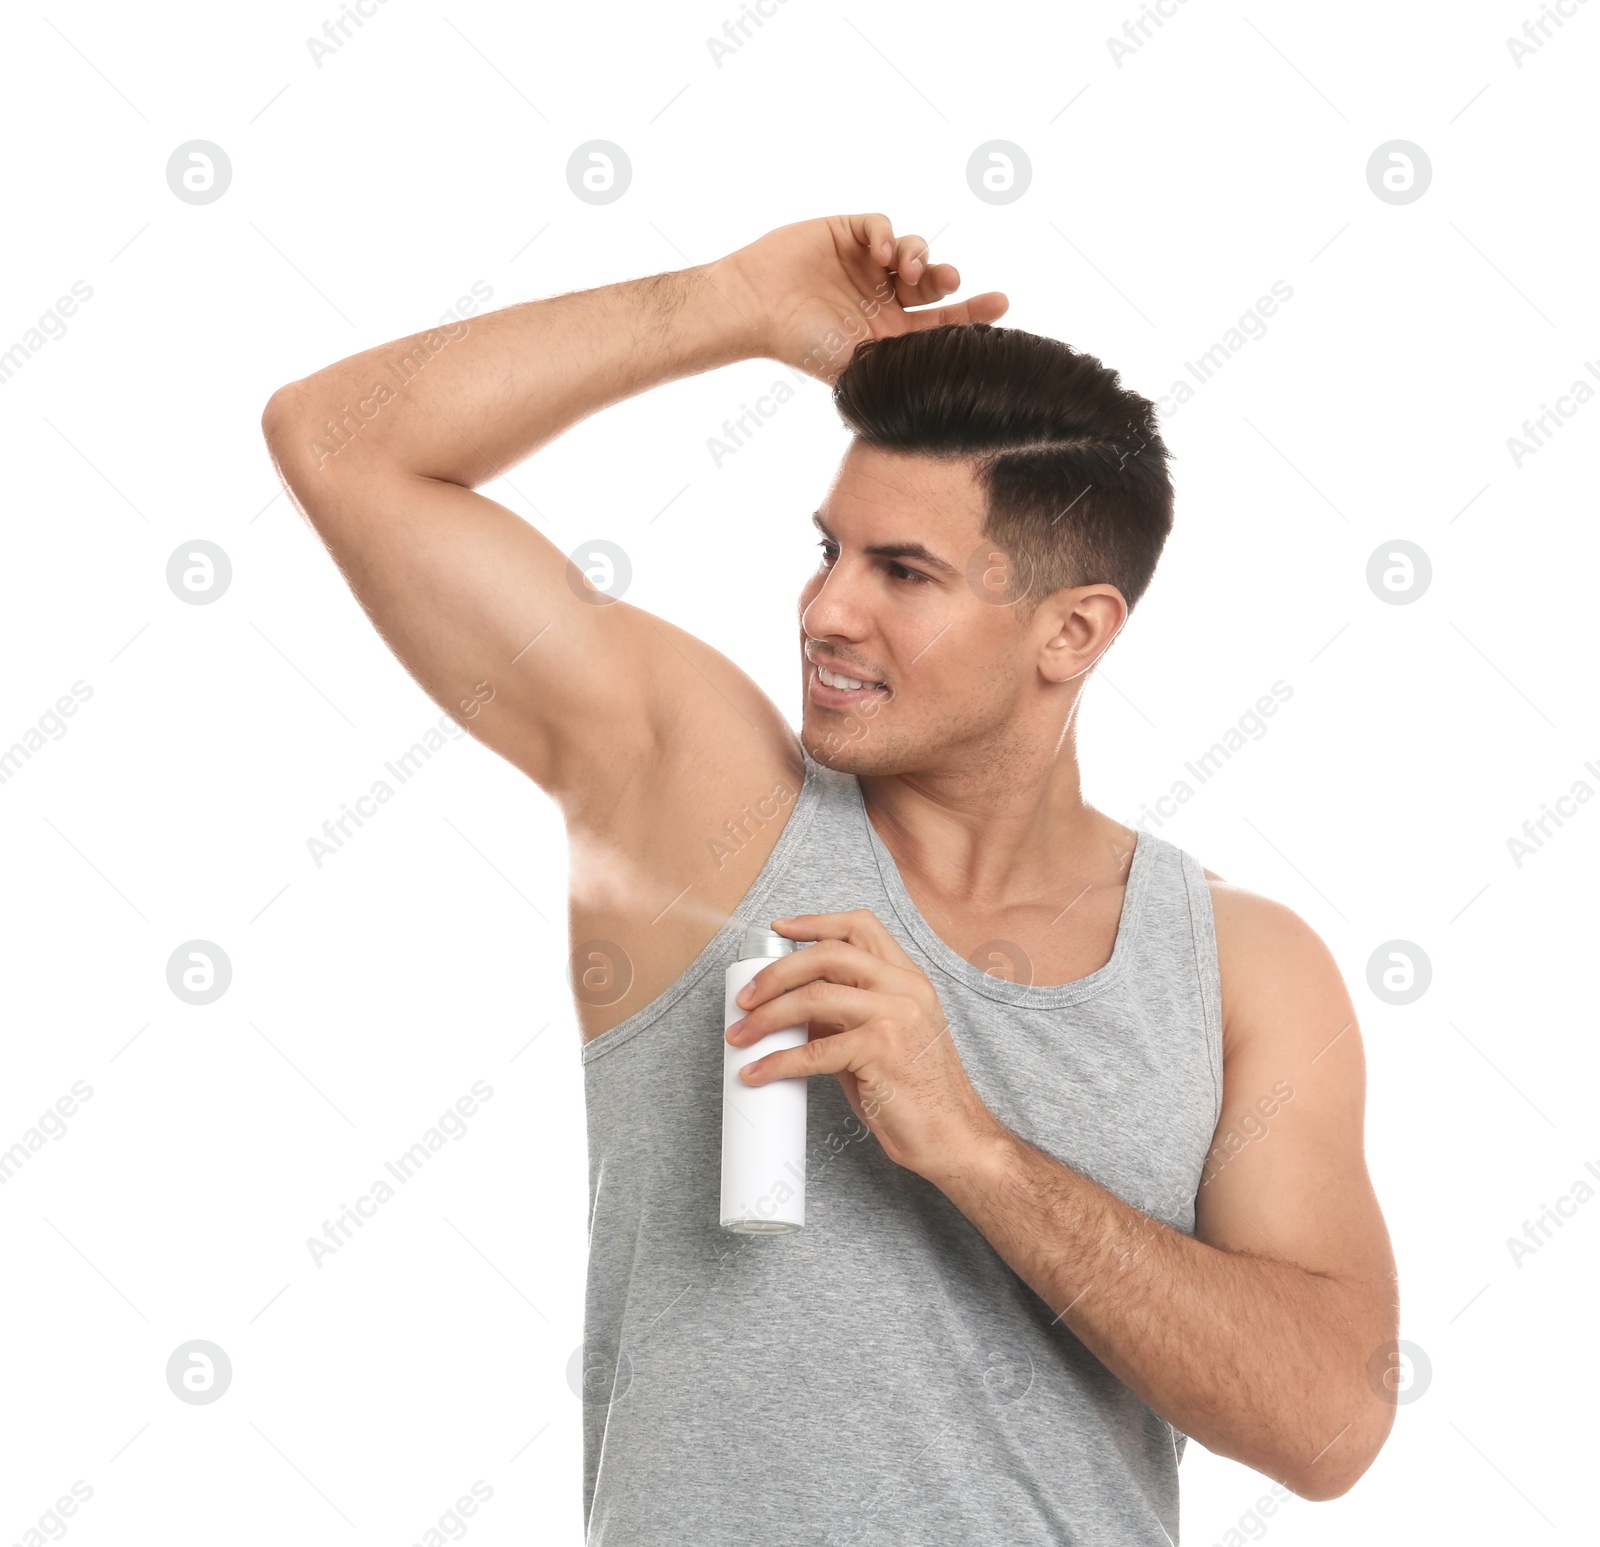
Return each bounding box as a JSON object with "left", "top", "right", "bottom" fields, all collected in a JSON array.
[{"left": 1037, "top": 585, "right": 1128, "bottom": 685}]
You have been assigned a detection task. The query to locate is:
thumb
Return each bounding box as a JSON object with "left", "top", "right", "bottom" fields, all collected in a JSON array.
[{"left": 899, "top": 290, "right": 1010, "bottom": 331}]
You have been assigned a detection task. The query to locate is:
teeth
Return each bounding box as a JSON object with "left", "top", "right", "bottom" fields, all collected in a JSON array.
[{"left": 819, "top": 665, "right": 877, "bottom": 691}]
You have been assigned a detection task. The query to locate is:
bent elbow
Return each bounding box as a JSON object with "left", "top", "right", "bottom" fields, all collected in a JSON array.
[
  {"left": 1287, "top": 1404, "right": 1395, "bottom": 1502},
  {"left": 1289, "top": 1466, "right": 1360, "bottom": 1503},
  {"left": 260, "top": 383, "right": 308, "bottom": 456}
]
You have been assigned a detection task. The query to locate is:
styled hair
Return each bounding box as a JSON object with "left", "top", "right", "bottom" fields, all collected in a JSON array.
[{"left": 831, "top": 323, "right": 1174, "bottom": 614}]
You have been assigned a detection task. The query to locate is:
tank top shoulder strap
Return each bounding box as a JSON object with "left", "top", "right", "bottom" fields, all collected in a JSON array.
[{"left": 1124, "top": 829, "right": 1225, "bottom": 1125}]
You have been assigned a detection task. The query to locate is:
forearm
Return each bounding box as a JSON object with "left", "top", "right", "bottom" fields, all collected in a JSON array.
[
  {"left": 270, "top": 261, "right": 760, "bottom": 486},
  {"left": 932, "top": 1125, "right": 1391, "bottom": 1499}
]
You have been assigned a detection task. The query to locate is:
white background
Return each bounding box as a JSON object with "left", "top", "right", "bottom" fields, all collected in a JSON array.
[{"left": 2, "top": 1, "right": 1596, "bottom": 1543}]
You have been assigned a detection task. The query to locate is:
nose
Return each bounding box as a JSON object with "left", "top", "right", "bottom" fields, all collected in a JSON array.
[{"left": 799, "top": 558, "right": 872, "bottom": 647}]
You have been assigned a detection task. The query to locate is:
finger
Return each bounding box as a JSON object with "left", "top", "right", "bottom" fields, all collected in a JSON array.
[
  {"left": 893, "top": 261, "right": 961, "bottom": 308},
  {"left": 728, "top": 976, "right": 881, "bottom": 1046},
  {"left": 772, "top": 907, "right": 918, "bottom": 970},
  {"left": 740, "top": 1025, "right": 867, "bottom": 1086},
  {"left": 847, "top": 212, "right": 896, "bottom": 269},
  {"left": 734, "top": 937, "right": 903, "bottom": 1014},
  {"left": 892, "top": 232, "right": 928, "bottom": 288},
  {"left": 898, "top": 291, "right": 1010, "bottom": 331}
]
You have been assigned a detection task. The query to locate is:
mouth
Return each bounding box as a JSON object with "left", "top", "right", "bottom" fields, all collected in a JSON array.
[{"left": 807, "top": 661, "right": 892, "bottom": 709}]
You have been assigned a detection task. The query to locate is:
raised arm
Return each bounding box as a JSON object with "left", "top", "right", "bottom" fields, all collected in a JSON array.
[
  {"left": 259, "top": 261, "right": 759, "bottom": 812},
  {"left": 259, "top": 215, "right": 1008, "bottom": 818}
]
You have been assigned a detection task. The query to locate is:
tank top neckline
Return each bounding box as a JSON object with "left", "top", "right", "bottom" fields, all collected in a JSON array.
[
  {"left": 846, "top": 759, "right": 1153, "bottom": 1009},
  {"left": 578, "top": 749, "right": 1154, "bottom": 1065}
]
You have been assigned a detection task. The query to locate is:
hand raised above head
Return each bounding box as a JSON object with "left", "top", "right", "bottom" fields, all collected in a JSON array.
[{"left": 707, "top": 214, "right": 1010, "bottom": 384}]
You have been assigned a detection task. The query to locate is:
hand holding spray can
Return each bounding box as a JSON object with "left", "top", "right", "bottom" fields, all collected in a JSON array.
[{"left": 720, "top": 924, "right": 808, "bottom": 1234}]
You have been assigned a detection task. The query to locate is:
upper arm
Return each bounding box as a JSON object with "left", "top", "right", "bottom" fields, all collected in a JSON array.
[
  {"left": 1194, "top": 882, "right": 1397, "bottom": 1329},
  {"left": 260, "top": 384, "right": 790, "bottom": 819}
]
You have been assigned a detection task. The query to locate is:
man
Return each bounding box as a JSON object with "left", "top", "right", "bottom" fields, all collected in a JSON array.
[{"left": 263, "top": 213, "right": 1398, "bottom": 1545}]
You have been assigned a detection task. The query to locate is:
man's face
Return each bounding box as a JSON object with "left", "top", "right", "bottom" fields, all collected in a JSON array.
[{"left": 797, "top": 440, "right": 1049, "bottom": 777}]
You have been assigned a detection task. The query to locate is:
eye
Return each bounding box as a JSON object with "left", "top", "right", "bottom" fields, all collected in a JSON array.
[
  {"left": 815, "top": 541, "right": 930, "bottom": 585},
  {"left": 887, "top": 561, "right": 931, "bottom": 585}
]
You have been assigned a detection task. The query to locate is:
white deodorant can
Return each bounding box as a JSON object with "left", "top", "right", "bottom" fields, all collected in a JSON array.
[{"left": 720, "top": 925, "right": 808, "bottom": 1234}]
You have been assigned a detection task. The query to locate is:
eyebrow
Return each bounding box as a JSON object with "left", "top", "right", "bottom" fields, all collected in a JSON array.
[{"left": 810, "top": 511, "right": 961, "bottom": 579}]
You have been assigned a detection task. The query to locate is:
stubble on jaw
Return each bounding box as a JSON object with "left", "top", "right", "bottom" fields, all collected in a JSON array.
[{"left": 801, "top": 668, "right": 1029, "bottom": 788}]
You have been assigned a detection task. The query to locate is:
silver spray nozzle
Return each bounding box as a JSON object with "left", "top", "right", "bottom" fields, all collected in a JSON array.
[{"left": 737, "top": 924, "right": 794, "bottom": 962}]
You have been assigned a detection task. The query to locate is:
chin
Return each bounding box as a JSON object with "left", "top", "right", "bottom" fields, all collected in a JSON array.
[{"left": 800, "top": 714, "right": 908, "bottom": 777}]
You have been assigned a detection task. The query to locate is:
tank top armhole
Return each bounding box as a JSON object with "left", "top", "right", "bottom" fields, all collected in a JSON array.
[
  {"left": 1180, "top": 850, "right": 1225, "bottom": 1131},
  {"left": 578, "top": 752, "right": 827, "bottom": 1066}
]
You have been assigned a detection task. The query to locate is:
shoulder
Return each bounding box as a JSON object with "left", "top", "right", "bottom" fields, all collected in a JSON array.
[
  {"left": 1201, "top": 866, "right": 1325, "bottom": 948},
  {"left": 1198, "top": 869, "right": 1353, "bottom": 1063}
]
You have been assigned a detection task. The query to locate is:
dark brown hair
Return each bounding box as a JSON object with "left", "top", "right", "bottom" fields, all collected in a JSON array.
[{"left": 831, "top": 323, "right": 1174, "bottom": 614}]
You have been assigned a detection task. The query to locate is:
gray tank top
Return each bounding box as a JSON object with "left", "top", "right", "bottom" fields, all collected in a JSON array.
[{"left": 578, "top": 749, "right": 1223, "bottom": 1546}]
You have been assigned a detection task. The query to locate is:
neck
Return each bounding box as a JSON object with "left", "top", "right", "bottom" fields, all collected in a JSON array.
[{"left": 856, "top": 728, "right": 1136, "bottom": 911}]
